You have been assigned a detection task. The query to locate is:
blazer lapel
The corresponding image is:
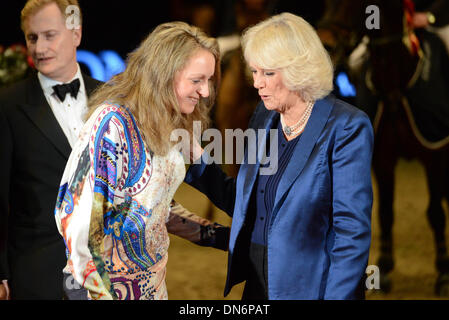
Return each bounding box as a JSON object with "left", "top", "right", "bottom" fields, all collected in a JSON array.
[
  {"left": 273, "top": 97, "right": 334, "bottom": 208},
  {"left": 20, "top": 75, "right": 72, "bottom": 159}
]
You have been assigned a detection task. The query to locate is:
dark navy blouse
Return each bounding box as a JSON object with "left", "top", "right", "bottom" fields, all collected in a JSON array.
[
  {"left": 244, "top": 115, "right": 302, "bottom": 299},
  {"left": 250, "top": 116, "right": 301, "bottom": 245}
]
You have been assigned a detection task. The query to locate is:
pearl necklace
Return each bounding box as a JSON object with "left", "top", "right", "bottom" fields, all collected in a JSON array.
[{"left": 280, "top": 100, "right": 314, "bottom": 136}]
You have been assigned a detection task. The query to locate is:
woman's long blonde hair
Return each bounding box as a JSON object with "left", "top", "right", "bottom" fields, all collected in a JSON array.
[{"left": 87, "top": 21, "right": 220, "bottom": 156}]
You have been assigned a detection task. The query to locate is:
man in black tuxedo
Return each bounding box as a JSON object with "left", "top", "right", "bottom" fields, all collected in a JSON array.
[{"left": 0, "top": 0, "right": 101, "bottom": 299}]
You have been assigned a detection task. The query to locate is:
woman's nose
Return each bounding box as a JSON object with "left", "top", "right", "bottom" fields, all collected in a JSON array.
[
  {"left": 253, "top": 74, "right": 264, "bottom": 89},
  {"left": 198, "top": 82, "right": 210, "bottom": 98}
]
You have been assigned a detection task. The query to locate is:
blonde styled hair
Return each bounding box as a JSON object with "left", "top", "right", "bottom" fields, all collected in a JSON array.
[
  {"left": 241, "top": 12, "right": 333, "bottom": 102},
  {"left": 21, "top": 0, "right": 82, "bottom": 31},
  {"left": 88, "top": 21, "right": 221, "bottom": 156}
]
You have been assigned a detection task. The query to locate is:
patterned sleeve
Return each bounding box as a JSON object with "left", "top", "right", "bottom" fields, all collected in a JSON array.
[
  {"left": 55, "top": 111, "right": 125, "bottom": 300},
  {"left": 166, "top": 200, "right": 211, "bottom": 243},
  {"left": 166, "top": 200, "right": 230, "bottom": 251}
]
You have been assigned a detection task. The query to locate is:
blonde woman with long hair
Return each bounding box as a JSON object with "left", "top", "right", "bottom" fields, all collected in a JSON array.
[{"left": 54, "top": 22, "right": 227, "bottom": 300}]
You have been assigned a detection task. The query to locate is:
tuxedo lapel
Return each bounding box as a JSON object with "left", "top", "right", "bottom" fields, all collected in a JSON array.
[
  {"left": 20, "top": 76, "right": 71, "bottom": 159},
  {"left": 273, "top": 97, "right": 334, "bottom": 209},
  {"left": 19, "top": 74, "right": 101, "bottom": 160},
  {"left": 83, "top": 73, "right": 101, "bottom": 96}
]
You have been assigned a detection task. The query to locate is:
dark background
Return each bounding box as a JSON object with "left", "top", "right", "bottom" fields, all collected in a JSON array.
[
  {"left": 0, "top": 0, "right": 326, "bottom": 60},
  {"left": 1, "top": 1, "right": 173, "bottom": 58}
]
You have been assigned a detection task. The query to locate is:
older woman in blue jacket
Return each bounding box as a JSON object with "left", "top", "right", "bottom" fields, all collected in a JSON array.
[{"left": 186, "top": 12, "right": 374, "bottom": 300}]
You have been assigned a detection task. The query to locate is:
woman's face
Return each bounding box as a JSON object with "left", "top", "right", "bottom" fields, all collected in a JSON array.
[
  {"left": 249, "top": 62, "right": 298, "bottom": 113},
  {"left": 174, "top": 49, "right": 216, "bottom": 114}
]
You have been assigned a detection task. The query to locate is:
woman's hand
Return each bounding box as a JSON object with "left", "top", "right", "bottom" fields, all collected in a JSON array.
[
  {"left": 0, "top": 281, "right": 10, "bottom": 300},
  {"left": 190, "top": 138, "right": 204, "bottom": 163},
  {"left": 412, "top": 12, "right": 432, "bottom": 29}
]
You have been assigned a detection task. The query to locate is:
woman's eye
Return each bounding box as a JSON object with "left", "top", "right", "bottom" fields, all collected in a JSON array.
[
  {"left": 265, "top": 71, "right": 275, "bottom": 76},
  {"left": 191, "top": 79, "right": 201, "bottom": 84}
]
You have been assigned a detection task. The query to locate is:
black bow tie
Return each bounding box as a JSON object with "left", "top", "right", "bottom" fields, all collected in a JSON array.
[{"left": 52, "top": 78, "right": 80, "bottom": 102}]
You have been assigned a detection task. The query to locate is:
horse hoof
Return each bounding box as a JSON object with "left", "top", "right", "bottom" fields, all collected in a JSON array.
[
  {"left": 377, "top": 254, "right": 394, "bottom": 274},
  {"left": 435, "top": 273, "right": 449, "bottom": 297},
  {"left": 379, "top": 272, "right": 392, "bottom": 293},
  {"left": 436, "top": 254, "right": 449, "bottom": 274}
]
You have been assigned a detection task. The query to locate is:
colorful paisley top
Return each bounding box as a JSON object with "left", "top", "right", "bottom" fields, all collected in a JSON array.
[{"left": 54, "top": 103, "right": 186, "bottom": 300}]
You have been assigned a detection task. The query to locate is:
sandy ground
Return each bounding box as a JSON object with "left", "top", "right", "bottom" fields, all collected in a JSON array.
[{"left": 166, "top": 159, "right": 449, "bottom": 300}]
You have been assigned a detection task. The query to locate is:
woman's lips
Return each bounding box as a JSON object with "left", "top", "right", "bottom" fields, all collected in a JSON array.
[{"left": 189, "top": 97, "right": 199, "bottom": 104}]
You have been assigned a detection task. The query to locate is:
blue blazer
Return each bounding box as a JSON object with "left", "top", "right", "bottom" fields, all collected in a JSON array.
[{"left": 186, "top": 95, "right": 374, "bottom": 299}]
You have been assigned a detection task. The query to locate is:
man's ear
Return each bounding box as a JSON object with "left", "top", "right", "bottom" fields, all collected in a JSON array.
[{"left": 73, "top": 26, "right": 82, "bottom": 47}]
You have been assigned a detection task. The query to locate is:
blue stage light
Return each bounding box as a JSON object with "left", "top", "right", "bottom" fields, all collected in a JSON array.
[
  {"left": 77, "top": 50, "right": 126, "bottom": 82},
  {"left": 77, "top": 50, "right": 106, "bottom": 81},
  {"left": 336, "top": 71, "right": 356, "bottom": 97},
  {"left": 99, "top": 50, "right": 126, "bottom": 81}
]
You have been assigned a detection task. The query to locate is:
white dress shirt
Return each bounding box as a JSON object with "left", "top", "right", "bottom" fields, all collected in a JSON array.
[{"left": 38, "top": 64, "right": 88, "bottom": 148}]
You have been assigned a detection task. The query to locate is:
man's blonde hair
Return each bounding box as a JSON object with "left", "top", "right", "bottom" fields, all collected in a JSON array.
[
  {"left": 21, "top": 0, "right": 82, "bottom": 31},
  {"left": 242, "top": 12, "right": 333, "bottom": 102},
  {"left": 87, "top": 21, "right": 221, "bottom": 156}
]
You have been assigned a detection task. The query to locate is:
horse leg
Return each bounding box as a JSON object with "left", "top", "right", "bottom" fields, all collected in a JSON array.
[
  {"left": 423, "top": 151, "right": 449, "bottom": 296},
  {"left": 373, "top": 144, "right": 397, "bottom": 293}
]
